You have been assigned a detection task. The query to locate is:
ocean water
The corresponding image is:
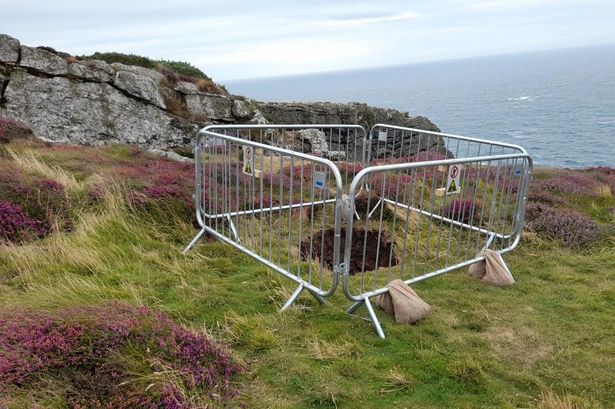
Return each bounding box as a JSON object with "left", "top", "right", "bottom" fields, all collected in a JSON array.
[{"left": 226, "top": 45, "right": 615, "bottom": 168}]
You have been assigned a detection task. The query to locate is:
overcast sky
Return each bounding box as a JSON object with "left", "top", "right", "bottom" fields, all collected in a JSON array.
[{"left": 3, "top": 0, "right": 615, "bottom": 81}]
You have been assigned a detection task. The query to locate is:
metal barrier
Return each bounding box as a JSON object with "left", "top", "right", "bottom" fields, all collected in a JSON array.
[
  {"left": 184, "top": 123, "right": 532, "bottom": 339},
  {"left": 342, "top": 125, "right": 532, "bottom": 338},
  {"left": 183, "top": 124, "right": 367, "bottom": 309}
]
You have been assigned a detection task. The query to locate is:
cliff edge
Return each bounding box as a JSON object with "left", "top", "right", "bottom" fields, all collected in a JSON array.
[{"left": 0, "top": 34, "right": 440, "bottom": 153}]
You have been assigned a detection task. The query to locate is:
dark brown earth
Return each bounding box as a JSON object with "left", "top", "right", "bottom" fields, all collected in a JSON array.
[{"left": 300, "top": 227, "right": 398, "bottom": 275}]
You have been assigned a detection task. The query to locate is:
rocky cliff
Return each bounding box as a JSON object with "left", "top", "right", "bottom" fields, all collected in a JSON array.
[{"left": 0, "top": 34, "right": 441, "bottom": 154}]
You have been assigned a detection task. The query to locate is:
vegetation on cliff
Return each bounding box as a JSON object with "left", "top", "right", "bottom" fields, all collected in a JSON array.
[{"left": 0, "top": 122, "right": 614, "bottom": 408}]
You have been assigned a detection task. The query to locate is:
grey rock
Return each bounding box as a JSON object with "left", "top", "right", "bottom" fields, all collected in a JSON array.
[
  {"left": 148, "top": 148, "right": 195, "bottom": 163},
  {"left": 231, "top": 99, "right": 255, "bottom": 120},
  {"left": 68, "top": 60, "right": 113, "bottom": 83},
  {"left": 110, "top": 62, "right": 165, "bottom": 83},
  {"left": 20, "top": 46, "right": 68, "bottom": 75},
  {"left": 249, "top": 109, "right": 268, "bottom": 124},
  {"left": 0, "top": 35, "right": 442, "bottom": 157},
  {"left": 0, "top": 34, "right": 20, "bottom": 64},
  {"left": 114, "top": 70, "right": 166, "bottom": 109},
  {"left": 174, "top": 81, "right": 199, "bottom": 94},
  {"left": 259, "top": 101, "right": 444, "bottom": 159},
  {"left": 300, "top": 129, "right": 328, "bottom": 155},
  {"left": 0, "top": 68, "right": 193, "bottom": 149},
  {"left": 186, "top": 93, "right": 233, "bottom": 121}
]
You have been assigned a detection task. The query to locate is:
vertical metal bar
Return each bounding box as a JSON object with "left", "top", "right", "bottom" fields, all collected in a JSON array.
[{"left": 287, "top": 156, "right": 294, "bottom": 274}]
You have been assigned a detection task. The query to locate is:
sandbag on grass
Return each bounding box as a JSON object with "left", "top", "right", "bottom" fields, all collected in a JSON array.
[
  {"left": 376, "top": 279, "right": 431, "bottom": 324},
  {"left": 468, "top": 249, "right": 515, "bottom": 286}
]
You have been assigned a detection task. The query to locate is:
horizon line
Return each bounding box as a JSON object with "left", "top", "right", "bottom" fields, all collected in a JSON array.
[{"left": 221, "top": 41, "right": 615, "bottom": 83}]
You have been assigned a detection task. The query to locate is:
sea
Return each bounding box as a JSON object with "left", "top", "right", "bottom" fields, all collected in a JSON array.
[{"left": 225, "top": 44, "right": 615, "bottom": 168}]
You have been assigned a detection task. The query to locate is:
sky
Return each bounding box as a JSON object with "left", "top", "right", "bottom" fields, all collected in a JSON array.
[{"left": 2, "top": 0, "right": 615, "bottom": 81}]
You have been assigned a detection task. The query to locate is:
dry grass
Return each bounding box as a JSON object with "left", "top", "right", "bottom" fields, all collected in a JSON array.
[
  {"left": 305, "top": 335, "right": 362, "bottom": 361},
  {"left": 7, "top": 147, "right": 84, "bottom": 192},
  {"left": 537, "top": 390, "right": 598, "bottom": 409}
]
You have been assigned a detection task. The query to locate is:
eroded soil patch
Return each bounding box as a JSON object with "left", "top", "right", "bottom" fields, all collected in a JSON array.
[{"left": 300, "top": 227, "right": 398, "bottom": 275}]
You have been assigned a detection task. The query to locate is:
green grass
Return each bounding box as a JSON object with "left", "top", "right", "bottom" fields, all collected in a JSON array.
[{"left": 1, "top": 142, "right": 614, "bottom": 408}]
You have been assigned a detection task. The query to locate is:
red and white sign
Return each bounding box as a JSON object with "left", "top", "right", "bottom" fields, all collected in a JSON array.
[{"left": 446, "top": 165, "right": 460, "bottom": 194}]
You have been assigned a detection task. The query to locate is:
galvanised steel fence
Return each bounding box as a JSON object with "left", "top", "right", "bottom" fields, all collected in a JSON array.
[{"left": 184, "top": 124, "right": 532, "bottom": 338}]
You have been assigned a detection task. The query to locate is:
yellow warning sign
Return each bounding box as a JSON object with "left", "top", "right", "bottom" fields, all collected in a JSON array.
[{"left": 446, "top": 165, "right": 460, "bottom": 195}]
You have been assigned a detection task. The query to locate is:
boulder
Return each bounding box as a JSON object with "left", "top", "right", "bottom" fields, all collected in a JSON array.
[
  {"left": 300, "top": 129, "right": 328, "bottom": 155},
  {"left": 231, "top": 99, "right": 255, "bottom": 120},
  {"left": 174, "top": 81, "right": 199, "bottom": 94},
  {"left": 68, "top": 60, "right": 114, "bottom": 83},
  {"left": 185, "top": 93, "right": 233, "bottom": 121},
  {"left": 249, "top": 109, "right": 268, "bottom": 125},
  {"left": 0, "top": 34, "right": 20, "bottom": 64},
  {"left": 1, "top": 69, "right": 194, "bottom": 148},
  {"left": 20, "top": 45, "right": 68, "bottom": 75},
  {"left": 110, "top": 62, "right": 165, "bottom": 83},
  {"left": 113, "top": 70, "right": 166, "bottom": 109}
]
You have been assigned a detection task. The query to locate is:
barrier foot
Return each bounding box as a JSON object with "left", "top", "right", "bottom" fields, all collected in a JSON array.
[
  {"left": 182, "top": 228, "right": 207, "bottom": 254},
  {"left": 346, "top": 298, "right": 386, "bottom": 339},
  {"left": 280, "top": 284, "right": 305, "bottom": 312}
]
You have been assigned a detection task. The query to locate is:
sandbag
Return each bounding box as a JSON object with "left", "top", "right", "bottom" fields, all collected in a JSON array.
[
  {"left": 468, "top": 249, "right": 515, "bottom": 287},
  {"left": 375, "top": 279, "right": 431, "bottom": 324}
]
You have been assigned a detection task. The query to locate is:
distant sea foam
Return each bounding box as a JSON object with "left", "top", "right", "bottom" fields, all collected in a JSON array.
[{"left": 226, "top": 45, "right": 615, "bottom": 168}]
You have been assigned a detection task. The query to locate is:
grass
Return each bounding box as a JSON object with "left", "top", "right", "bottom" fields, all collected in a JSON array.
[{"left": 0, "top": 138, "right": 614, "bottom": 408}]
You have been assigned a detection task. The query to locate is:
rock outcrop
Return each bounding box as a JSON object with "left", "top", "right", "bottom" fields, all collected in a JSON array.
[{"left": 0, "top": 34, "right": 443, "bottom": 155}]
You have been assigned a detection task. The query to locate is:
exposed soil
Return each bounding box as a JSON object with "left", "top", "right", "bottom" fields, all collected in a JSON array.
[{"left": 300, "top": 227, "right": 398, "bottom": 275}]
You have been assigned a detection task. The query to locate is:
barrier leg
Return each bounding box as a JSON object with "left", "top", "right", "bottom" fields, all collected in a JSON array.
[
  {"left": 346, "top": 300, "right": 363, "bottom": 315},
  {"left": 183, "top": 228, "right": 207, "bottom": 254},
  {"left": 367, "top": 198, "right": 383, "bottom": 220},
  {"left": 227, "top": 215, "right": 240, "bottom": 243},
  {"left": 345, "top": 298, "right": 386, "bottom": 339},
  {"left": 281, "top": 283, "right": 327, "bottom": 311},
  {"left": 364, "top": 297, "right": 386, "bottom": 339},
  {"left": 280, "top": 284, "right": 305, "bottom": 312}
]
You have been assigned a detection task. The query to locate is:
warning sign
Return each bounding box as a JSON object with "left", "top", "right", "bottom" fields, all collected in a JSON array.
[
  {"left": 446, "top": 165, "right": 461, "bottom": 194},
  {"left": 378, "top": 129, "right": 388, "bottom": 142},
  {"left": 242, "top": 146, "right": 254, "bottom": 176}
]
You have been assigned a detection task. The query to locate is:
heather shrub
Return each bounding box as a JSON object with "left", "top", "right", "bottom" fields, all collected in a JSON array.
[
  {"left": 588, "top": 166, "right": 615, "bottom": 194},
  {"left": 529, "top": 207, "right": 600, "bottom": 248},
  {"left": 111, "top": 158, "right": 195, "bottom": 219},
  {"left": 0, "top": 117, "right": 33, "bottom": 144},
  {"left": 0, "top": 302, "right": 242, "bottom": 407},
  {"left": 0, "top": 166, "right": 72, "bottom": 237},
  {"left": 156, "top": 59, "right": 210, "bottom": 80},
  {"left": 534, "top": 171, "right": 601, "bottom": 196},
  {"left": 442, "top": 199, "right": 481, "bottom": 224},
  {"left": 80, "top": 52, "right": 155, "bottom": 69},
  {"left": 0, "top": 201, "right": 46, "bottom": 244},
  {"left": 528, "top": 190, "right": 565, "bottom": 206}
]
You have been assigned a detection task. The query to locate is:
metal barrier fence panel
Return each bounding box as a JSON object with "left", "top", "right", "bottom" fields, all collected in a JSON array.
[
  {"left": 183, "top": 124, "right": 366, "bottom": 309},
  {"left": 183, "top": 123, "right": 532, "bottom": 338},
  {"left": 343, "top": 125, "right": 532, "bottom": 338}
]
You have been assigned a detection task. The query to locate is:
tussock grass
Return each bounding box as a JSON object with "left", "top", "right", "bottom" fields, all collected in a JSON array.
[{"left": 7, "top": 147, "right": 84, "bottom": 192}]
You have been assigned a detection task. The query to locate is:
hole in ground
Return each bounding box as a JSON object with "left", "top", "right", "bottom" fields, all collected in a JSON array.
[{"left": 300, "top": 227, "right": 398, "bottom": 275}]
